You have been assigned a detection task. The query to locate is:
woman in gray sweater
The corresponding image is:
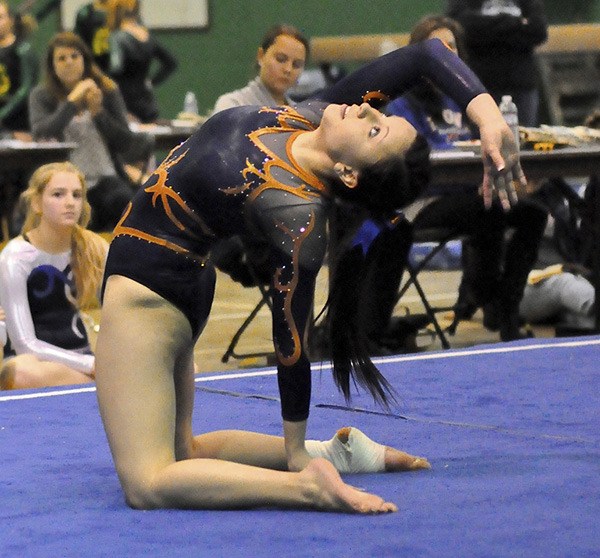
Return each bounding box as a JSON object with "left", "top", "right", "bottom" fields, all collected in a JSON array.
[{"left": 29, "top": 31, "right": 149, "bottom": 231}]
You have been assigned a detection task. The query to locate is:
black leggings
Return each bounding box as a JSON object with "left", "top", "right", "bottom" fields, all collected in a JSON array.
[{"left": 414, "top": 192, "right": 548, "bottom": 307}]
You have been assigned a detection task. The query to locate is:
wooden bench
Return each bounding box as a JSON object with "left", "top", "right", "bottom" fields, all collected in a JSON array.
[
  {"left": 310, "top": 24, "right": 600, "bottom": 126},
  {"left": 309, "top": 24, "right": 600, "bottom": 63}
]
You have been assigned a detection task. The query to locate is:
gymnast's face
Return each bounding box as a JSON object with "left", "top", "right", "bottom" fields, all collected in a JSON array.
[
  {"left": 320, "top": 103, "right": 417, "bottom": 182},
  {"left": 37, "top": 171, "right": 84, "bottom": 229},
  {"left": 257, "top": 34, "right": 306, "bottom": 100}
]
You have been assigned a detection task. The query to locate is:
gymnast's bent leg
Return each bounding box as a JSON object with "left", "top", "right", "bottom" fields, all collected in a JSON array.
[
  {"left": 95, "top": 274, "right": 396, "bottom": 513},
  {"left": 188, "top": 426, "right": 430, "bottom": 473}
]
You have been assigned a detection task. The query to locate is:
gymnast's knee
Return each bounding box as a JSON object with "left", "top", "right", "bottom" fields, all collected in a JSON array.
[{"left": 118, "top": 465, "right": 174, "bottom": 510}]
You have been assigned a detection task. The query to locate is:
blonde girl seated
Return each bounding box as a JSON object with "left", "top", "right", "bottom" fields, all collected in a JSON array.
[{"left": 0, "top": 162, "right": 108, "bottom": 390}]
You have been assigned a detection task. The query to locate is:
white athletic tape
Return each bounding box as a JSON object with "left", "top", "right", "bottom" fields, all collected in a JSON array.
[{"left": 306, "top": 428, "right": 386, "bottom": 473}]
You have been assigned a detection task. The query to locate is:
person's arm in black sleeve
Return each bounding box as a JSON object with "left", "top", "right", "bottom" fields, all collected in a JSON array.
[
  {"left": 249, "top": 195, "right": 328, "bottom": 423},
  {"left": 149, "top": 38, "right": 178, "bottom": 87},
  {"left": 263, "top": 200, "right": 328, "bottom": 471},
  {"left": 315, "top": 39, "right": 486, "bottom": 114},
  {"left": 93, "top": 88, "right": 136, "bottom": 150}
]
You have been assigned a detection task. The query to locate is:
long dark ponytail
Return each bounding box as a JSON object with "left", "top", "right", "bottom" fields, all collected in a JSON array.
[{"left": 323, "top": 134, "right": 430, "bottom": 406}]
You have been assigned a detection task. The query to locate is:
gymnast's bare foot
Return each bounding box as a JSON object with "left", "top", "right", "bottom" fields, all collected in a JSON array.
[
  {"left": 301, "top": 458, "right": 398, "bottom": 514},
  {"left": 336, "top": 427, "right": 431, "bottom": 472},
  {"left": 384, "top": 447, "right": 431, "bottom": 471}
]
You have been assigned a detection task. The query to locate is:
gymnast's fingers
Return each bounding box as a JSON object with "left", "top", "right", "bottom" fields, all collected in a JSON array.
[{"left": 481, "top": 171, "right": 494, "bottom": 209}]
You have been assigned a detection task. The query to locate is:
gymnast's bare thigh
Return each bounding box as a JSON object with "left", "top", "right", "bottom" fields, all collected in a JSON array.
[{"left": 95, "top": 275, "right": 196, "bottom": 483}]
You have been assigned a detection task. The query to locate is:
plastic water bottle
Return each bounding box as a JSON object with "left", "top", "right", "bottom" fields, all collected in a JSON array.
[
  {"left": 499, "top": 95, "right": 520, "bottom": 149},
  {"left": 183, "top": 91, "right": 198, "bottom": 115}
]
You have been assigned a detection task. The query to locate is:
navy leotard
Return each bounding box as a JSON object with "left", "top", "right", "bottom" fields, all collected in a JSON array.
[{"left": 104, "top": 39, "right": 486, "bottom": 421}]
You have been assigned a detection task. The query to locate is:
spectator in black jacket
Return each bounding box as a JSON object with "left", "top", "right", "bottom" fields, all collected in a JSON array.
[
  {"left": 106, "top": 0, "right": 177, "bottom": 123},
  {"left": 446, "top": 0, "right": 548, "bottom": 126}
]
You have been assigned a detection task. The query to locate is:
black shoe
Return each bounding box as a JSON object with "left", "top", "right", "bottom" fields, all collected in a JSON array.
[
  {"left": 482, "top": 302, "right": 500, "bottom": 332},
  {"left": 447, "top": 300, "right": 478, "bottom": 335},
  {"left": 376, "top": 314, "right": 432, "bottom": 353},
  {"left": 498, "top": 308, "right": 534, "bottom": 342}
]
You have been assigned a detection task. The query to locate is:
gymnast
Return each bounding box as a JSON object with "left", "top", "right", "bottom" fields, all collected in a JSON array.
[{"left": 94, "top": 38, "right": 524, "bottom": 513}]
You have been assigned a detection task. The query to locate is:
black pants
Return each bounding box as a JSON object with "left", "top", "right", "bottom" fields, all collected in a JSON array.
[
  {"left": 363, "top": 192, "right": 548, "bottom": 341},
  {"left": 414, "top": 192, "right": 548, "bottom": 311}
]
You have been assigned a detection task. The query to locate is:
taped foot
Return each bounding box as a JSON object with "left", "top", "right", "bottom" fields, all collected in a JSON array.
[
  {"left": 306, "top": 427, "right": 383, "bottom": 472},
  {"left": 306, "top": 427, "right": 430, "bottom": 473}
]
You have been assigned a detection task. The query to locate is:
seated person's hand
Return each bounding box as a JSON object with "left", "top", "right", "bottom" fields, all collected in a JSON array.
[
  {"left": 85, "top": 83, "right": 104, "bottom": 116},
  {"left": 67, "top": 78, "right": 93, "bottom": 106}
]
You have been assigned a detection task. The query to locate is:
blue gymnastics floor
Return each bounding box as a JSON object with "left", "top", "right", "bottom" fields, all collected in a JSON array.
[{"left": 1, "top": 337, "right": 599, "bottom": 557}]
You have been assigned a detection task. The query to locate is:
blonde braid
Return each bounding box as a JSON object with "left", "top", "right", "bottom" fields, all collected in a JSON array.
[{"left": 71, "top": 226, "right": 108, "bottom": 310}]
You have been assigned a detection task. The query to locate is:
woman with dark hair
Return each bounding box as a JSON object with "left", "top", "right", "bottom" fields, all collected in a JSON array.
[
  {"left": 95, "top": 38, "right": 523, "bottom": 513},
  {"left": 446, "top": 0, "right": 548, "bottom": 126},
  {"left": 384, "top": 14, "right": 548, "bottom": 342},
  {"left": 29, "top": 31, "right": 150, "bottom": 231},
  {"left": 213, "top": 23, "right": 309, "bottom": 112}
]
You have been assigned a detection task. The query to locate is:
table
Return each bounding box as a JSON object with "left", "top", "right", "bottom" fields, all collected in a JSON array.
[
  {"left": 430, "top": 145, "right": 600, "bottom": 332},
  {"left": 0, "top": 140, "right": 76, "bottom": 172},
  {"left": 129, "top": 120, "right": 205, "bottom": 152},
  {"left": 430, "top": 145, "right": 600, "bottom": 185}
]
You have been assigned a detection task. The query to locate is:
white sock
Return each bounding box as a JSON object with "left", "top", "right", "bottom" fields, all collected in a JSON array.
[{"left": 305, "top": 428, "right": 386, "bottom": 473}]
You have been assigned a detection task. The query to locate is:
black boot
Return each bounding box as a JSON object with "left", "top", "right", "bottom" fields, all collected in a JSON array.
[
  {"left": 483, "top": 300, "right": 533, "bottom": 341},
  {"left": 448, "top": 283, "right": 479, "bottom": 335},
  {"left": 498, "top": 305, "right": 533, "bottom": 342},
  {"left": 482, "top": 300, "right": 500, "bottom": 332}
]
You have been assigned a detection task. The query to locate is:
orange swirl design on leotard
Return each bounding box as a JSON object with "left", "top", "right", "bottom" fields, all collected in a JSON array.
[
  {"left": 143, "top": 148, "right": 215, "bottom": 237},
  {"left": 362, "top": 90, "right": 390, "bottom": 107},
  {"left": 113, "top": 145, "right": 215, "bottom": 260},
  {"left": 112, "top": 202, "right": 208, "bottom": 264},
  {"left": 221, "top": 106, "right": 329, "bottom": 201},
  {"left": 222, "top": 106, "right": 327, "bottom": 367},
  {"left": 271, "top": 211, "right": 316, "bottom": 366}
]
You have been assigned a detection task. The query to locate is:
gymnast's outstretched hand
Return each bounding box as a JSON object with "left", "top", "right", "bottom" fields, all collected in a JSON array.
[
  {"left": 466, "top": 93, "right": 526, "bottom": 210},
  {"left": 479, "top": 119, "right": 525, "bottom": 210}
]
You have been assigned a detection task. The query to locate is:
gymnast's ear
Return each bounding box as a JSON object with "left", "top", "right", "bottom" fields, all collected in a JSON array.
[{"left": 334, "top": 162, "right": 359, "bottom": 189}]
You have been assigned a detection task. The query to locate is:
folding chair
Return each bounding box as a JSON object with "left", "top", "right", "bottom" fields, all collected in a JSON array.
[
  {"left": 220, "top": 278, "right": 273, "bottom": 364},
  {"left": 393, "top": 227, "right": 463, "bottom": 350},
  {"left": 211, "top": 237, "right": 274, "bottom": 364}
]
